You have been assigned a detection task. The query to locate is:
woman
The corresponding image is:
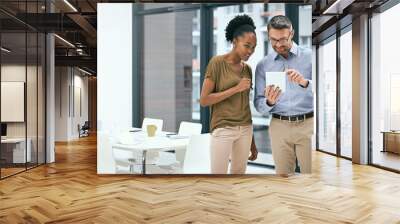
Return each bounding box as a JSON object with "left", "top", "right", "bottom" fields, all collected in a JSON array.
[{"left": 200, "top": 14, "right": 258, "bottom": 174}]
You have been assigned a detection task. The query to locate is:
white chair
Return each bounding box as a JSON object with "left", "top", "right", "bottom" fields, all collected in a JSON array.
[
  {"left": 183, "top": 133, "right": 211, "bottom": 174},
  {"left": 178, "top": 121, "right": 202, "bottom": 136},
  {"left": 175, "top": 122, "right": 202, "bottom": 166},
  {"left": 112, "top": 144, "right": 140, "bottom": 174},
  {"left": 142, "top": 118, "right": 163, "bottom": 134},
  {"left": 112, "top": 131, "right": 160, "bottom": 174}
]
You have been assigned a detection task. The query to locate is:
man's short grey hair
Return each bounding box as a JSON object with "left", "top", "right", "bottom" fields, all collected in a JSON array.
[{"left": 267, "top": 15, "right": 293, "bottom": 31}]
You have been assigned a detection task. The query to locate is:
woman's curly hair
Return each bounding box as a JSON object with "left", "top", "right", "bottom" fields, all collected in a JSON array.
[{"left": 225, "top": 14, "right": 256, "bottom": 42}]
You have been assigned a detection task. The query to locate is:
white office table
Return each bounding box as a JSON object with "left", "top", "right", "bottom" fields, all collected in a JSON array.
[
  {"left": 113, "top": 129, "right": 189, "bottom": 174},
  {"left": 1, "top": 138, "right": 31, "bottom": 163}
]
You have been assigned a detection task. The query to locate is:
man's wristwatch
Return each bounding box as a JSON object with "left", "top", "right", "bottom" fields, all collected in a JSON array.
[
  {"left": 266, "top": 100, "right": 275, "bottom": 107},
  {"left": 299, "top": 80, "right": 309, "bottom": 88}
]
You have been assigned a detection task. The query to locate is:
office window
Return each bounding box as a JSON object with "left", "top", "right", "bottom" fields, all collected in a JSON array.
[
  {"left": 298, "top": 5, "right": 312, "bottom": 49},
  {"left": 300, "top": 36, "right": 311, "bottom": 48},
  {"left": 317, "top": 36, "right": 337, "bottom": 154},
  {"left": 371, "top": 3, "right": 400, "bottom": 171},
  {"left": 142, "top": 10, "right": 201, "bottom": 132},
  {"left": 339, "top": 28, "right": 352, "bottom": 158},
  {"left": 245, "top": 4, "right": 254, "bottom": 13},
  {"left": 143, "top": 3, "right": 176, "bottom": 10}
]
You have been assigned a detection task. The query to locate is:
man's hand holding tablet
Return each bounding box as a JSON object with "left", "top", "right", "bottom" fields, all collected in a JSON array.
[
  {"left": 264, "top": 69, "right": 309, "bottom": 106},
  {"left": 264, "top": 71, "right": 286, "bottom": 106}
]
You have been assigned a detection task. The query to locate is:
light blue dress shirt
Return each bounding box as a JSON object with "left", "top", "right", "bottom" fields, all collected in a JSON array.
[{"left": 254, "top": 42, "right": 313, "bottom": 116}]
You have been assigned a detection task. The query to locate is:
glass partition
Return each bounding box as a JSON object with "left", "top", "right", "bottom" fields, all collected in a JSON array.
[
  {"left": 0, "top": 1, "right": 46, "bottom": 179},
  {"left": 370, "top": 4, "right": 400, "bottom": 171},
  {"left": 1, "top": 31, "right": 28, "bottom": 177},
  {"left": 339, "top": 28, "right": 352, "bottom": 158},
  {"left": 317, "top": 36, "right": 337, "bottom": 155}
]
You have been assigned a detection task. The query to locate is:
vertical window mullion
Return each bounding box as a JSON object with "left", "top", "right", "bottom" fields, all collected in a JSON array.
[
  {"left": 25, "top": 0, "right": 28, "bottom": 171},
  {"left": 336, "top": 28, "right": 341, "bottom": 157}
]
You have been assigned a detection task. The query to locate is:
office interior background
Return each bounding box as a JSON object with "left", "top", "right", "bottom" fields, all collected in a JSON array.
[
  {"left": 0, "top": 0, "right": 399, "bottom": 222},
  {"left": 0, "top": 0, "right": 399, "bottom": 177},
  {"left": 0, "top": 0, "right": 97, "bottom": 179}
]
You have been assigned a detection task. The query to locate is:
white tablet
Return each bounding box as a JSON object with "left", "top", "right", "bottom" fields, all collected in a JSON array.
[{"left": 265, "top": 72, "right": 287, "bottom": 92}]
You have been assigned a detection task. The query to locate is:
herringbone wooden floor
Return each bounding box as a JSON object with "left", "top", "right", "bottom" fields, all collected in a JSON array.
[{"left": 1, "top": 135, "right": 400, "bottom": 224}]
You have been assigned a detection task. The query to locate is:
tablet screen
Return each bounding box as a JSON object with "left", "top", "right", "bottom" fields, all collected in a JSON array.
[{"left": 265, "top": 72, "right": 287, "bottom": 92}]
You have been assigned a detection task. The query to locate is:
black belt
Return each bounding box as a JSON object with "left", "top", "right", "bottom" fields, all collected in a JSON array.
[{"left": 272, "top": 112, "right": 314, "bottom": 122}]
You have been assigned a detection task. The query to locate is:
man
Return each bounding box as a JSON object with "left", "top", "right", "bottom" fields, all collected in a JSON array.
[{"left": 254, "top": 15, "right": 313, "bottom": 175}]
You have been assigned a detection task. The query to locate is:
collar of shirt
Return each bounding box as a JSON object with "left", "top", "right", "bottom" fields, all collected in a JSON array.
[{"left": 272, "top": 42, "right": 299, "bottom": 61}]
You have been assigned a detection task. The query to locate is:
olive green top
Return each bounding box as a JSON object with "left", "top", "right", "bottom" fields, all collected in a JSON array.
[{"left": 205, "top": 55, "right": 253, "bottom": 132}]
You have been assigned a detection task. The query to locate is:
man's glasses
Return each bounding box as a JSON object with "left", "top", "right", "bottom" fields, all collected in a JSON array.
[
  {"left": 269, "top": 37, "right": 291, "bottom": 45},
  {"left": 269, "top": 31, "right": 293, "bottom": 45}
]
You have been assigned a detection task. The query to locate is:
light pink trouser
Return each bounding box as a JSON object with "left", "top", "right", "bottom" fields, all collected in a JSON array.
[{"left": 210, "top": 125, "right": 253, "bottom": 174}]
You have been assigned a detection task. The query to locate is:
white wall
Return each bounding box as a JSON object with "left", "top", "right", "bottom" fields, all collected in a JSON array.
[
  {"left": 97, "top": 3, "right": 132, "bottom": 174},
  {"left": 73, "top": 73, "right": 89, "bottom": 136},
  {"left": 55, "top": 67, "right": 69, "bottom": 141},
  {"left": 54, "top": 67, "right": 89, "bottom": 141}
]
